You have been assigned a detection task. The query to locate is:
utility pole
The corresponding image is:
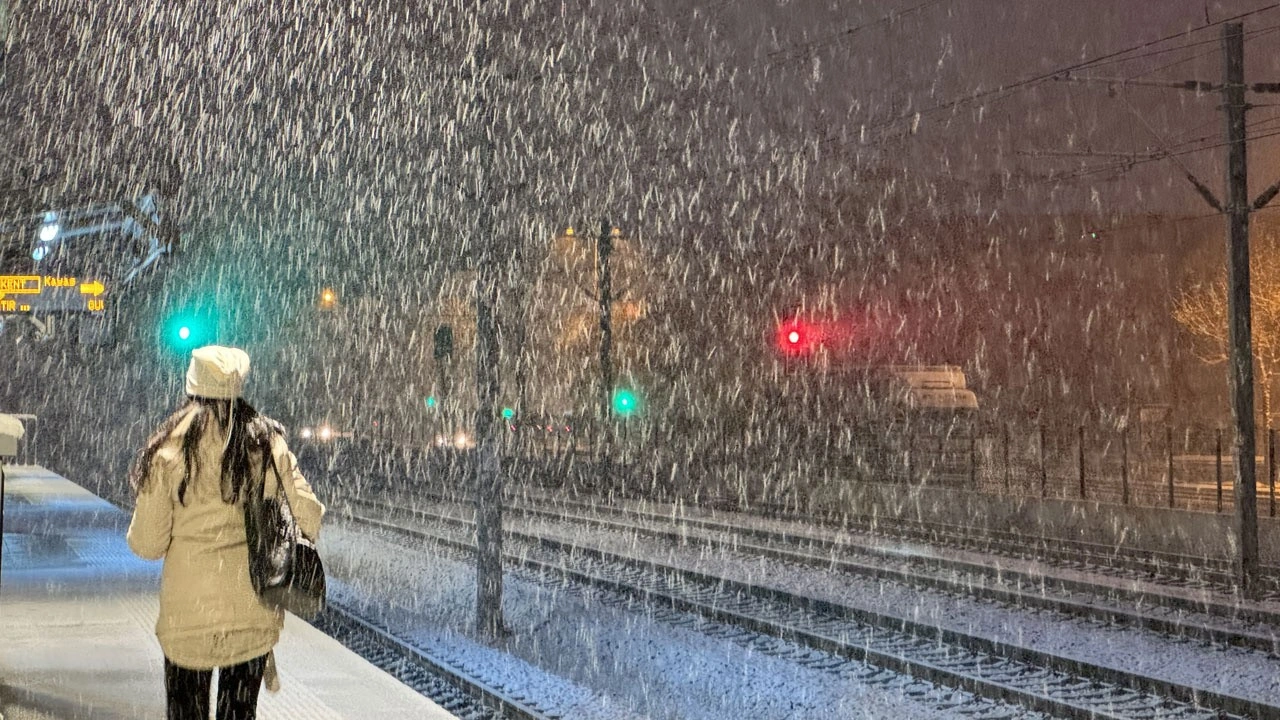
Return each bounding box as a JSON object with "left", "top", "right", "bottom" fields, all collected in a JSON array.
[
  {"left": 474, "top": 221, "right": 505, "bottom": 638},
  {"left": 511, "top": 236, "right": 531, "bottom": 421},
  {"left": 434, "top": 324, "right": 454, "bottom": 400},
  {"left": 433, "top": 323, "right": 453, "bottom": 449},
  {"left": 469, "top": 24, "right": 506, "bottom": 640},
  {"left": 1056, "top": 23, "right": 1279, "bottom": 595},
  {"left": 597, "top": 220, "right": 615, "bottom": 491},
  {"left": 1221, "top": 22, "right": 1259, "bottom": 595}
]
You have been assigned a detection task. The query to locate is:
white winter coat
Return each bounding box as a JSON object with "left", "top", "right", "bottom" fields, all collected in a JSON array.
[{"left": 127, "top": 409, "right": 325, "bottom": 669}]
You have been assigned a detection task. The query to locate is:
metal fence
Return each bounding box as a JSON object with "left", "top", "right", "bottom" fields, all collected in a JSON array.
[
  {"left": 496, "top": 417, "right": 1280, "bottom": 516},
  {"left": 962, "top": 421, "right": 1278, "bottom": 515}
]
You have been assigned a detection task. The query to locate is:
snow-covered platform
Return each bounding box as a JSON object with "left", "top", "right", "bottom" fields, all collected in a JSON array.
[{"left": 0, "top": 465, "right": 458, "bottom": 720}]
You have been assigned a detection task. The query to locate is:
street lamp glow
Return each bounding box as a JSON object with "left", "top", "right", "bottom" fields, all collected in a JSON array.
[
  {"left": 38, "top": 223, "right": 59, "bottom": 242},
  {"left": 318, "top": 288, "right": 338, "bottom": 309}
]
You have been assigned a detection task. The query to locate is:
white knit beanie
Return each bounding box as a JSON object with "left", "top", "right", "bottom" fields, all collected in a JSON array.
[{"left": 185, "top": 346, "right": 250, "bottom": 400}]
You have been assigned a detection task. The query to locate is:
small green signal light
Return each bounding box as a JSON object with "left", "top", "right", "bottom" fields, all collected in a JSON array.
[
  {"left": 612, "top": 388, "right": 640, "bottom": 417},
  {"left": 426, "top": 396, "right": 437, "bottom": 409},
  {"left": 501, "top": 407, "right": 515, "bottom": 419},
  {"left": 162, "top": 311, "right": 213, "bottom": 353}
]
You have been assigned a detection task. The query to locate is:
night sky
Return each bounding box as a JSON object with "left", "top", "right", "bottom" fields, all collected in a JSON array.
[
  {"left": 4, "top": 0, "right": 1280, "bottom": 447},
  {"left": 6, "top": 1, "right": 1280, "bottom": 229}
]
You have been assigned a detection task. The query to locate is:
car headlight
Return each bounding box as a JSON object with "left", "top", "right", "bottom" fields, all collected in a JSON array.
[{"left": 300, "top": 427, "right": 313, "bottom": 439}]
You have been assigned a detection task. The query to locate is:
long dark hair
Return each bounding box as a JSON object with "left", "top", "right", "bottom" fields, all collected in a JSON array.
[{"left": 130, "top": 396, "right": 283, "bottom": 505}]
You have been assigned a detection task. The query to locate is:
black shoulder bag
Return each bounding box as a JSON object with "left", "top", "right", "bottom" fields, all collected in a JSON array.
[{"left": 244, "top": 452, "right": 326, "bottom": 620}]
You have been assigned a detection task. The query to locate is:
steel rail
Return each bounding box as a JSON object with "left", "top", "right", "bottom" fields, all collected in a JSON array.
[
  {"left": 381, "top": 487, "right": 1280, "bottom": 631},
  {"left": 347, "top": 498, "right": 1273, "bottom": 720},
  {"left": 540, "top": 490, "right": 1272, "bottom": 591},
  {"left": 494, "top": 498, "right": 1280, "bottom": 654},
  {"left": 318, "top": 603, "right": 559, "bottom": 720},
  {"left": 514, "top": 492, "right": 1280, "bottom": 626},
  {"left": 750, "top": 500, "right": 1280, "bottom": 593}
]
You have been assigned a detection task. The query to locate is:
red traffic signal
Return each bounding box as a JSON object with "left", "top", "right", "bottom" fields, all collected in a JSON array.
[{"left": 776, "top": 319, "right": 819, "bottom": 356}]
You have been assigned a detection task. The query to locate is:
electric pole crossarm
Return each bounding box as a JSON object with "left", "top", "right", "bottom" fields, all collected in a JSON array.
[
  {"left": 1253, "top": 177, "right": 1280, "bottom": 210},
  {"left": 1188, "top": 171, "right": 1225, "bottom": 213}
]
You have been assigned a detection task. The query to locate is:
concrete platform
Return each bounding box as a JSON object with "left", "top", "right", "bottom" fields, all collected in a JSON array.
[{"left": 0, "top": 465, "right": 458, "bottom": 720}]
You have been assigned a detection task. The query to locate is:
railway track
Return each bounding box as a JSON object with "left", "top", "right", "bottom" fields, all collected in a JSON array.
[
  {"left": 313, "top": 447, "right": 1276, "bottom": 596},
  {"left": 345, "top": 496, "right": 1276, "bottom": 720},
  {"left": 375, "top": 486, "right": 1280, "bottom": 651},
  {"left": 316, "top": 602, "right": 561, "bottom": 720},
  {"left": 738, "top": 499, "right": 1280, "bottom": 599},
  {"left": 490, "top": 492, "right": 1280, "bottom": 646},
  {"left": 520, "top": 488, "right": 1277, "bottom": 597}
]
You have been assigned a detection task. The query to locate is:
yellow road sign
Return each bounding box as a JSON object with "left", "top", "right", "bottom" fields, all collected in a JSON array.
[
  {"left": 0, "top": 275, "right": 108, "bottom": 313},
  {"left": 0, "top": 275, "right": 40, "bottom": 296}
]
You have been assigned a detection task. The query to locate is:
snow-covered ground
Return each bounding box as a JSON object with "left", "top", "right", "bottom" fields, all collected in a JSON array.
[
  {"left": 510, "top": 510, "right": 1280, "bottom": 705},
  {"left": 511, "top": 511, "right": 1280, "bottom": 705},
  {"left": 321, "top": 520, "right": 1029, "bottom": 720}
]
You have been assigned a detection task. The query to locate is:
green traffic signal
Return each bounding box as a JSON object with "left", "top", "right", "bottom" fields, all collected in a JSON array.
[
  {"left": 612, "top": 388, "right": 640, "bottom": 417},
  {"left": 501, "top": 407, "right": 515, "bottom": 419},
  {"left": 162, "top": 311, "right": 213, "bottom": 353}
]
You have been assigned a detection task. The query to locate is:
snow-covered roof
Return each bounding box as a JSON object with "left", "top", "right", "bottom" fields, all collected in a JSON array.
[{"left": 0, "top": 412, "right": 24, "bottom": 457}]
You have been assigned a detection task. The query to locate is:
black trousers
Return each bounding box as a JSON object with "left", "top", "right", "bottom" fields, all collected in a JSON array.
[{"left": 164, "top": 654, "right": 267, "bottom": 720}]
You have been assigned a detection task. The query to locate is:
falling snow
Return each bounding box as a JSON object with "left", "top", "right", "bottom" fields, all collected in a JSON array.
[{"left": 5, "top": 1, "right": 1280, "bottom": 718}]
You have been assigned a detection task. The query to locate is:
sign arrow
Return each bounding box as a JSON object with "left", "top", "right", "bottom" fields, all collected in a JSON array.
[{"left": 79, "top": 280, "right": 105, "bottom": 296}]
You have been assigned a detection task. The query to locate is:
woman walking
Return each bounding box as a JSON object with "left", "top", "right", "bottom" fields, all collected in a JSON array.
[{"left": 127, "top": 346, "right": 325, "bottom": 720}]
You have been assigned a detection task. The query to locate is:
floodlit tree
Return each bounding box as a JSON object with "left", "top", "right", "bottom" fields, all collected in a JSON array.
[
  {"left": 1173, "top": 226, "right": 1280, "bottom": 427},
  {"left": 536, "top": 227, "right": 651, "bottom": 361},
  {"left": 432, "top": 227, "right": 656, "bottom": 419}
]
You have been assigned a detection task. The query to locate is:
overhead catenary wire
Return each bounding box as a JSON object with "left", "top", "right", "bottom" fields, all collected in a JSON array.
[
  {"left": 851, "top": 2, "right": 1280, "bottom": 143},
  {"left": 757, "top": 0, "right": 954, "bottom": 70},
  {"left": 1050, "top": 125, "right": 1280, "bottom": 184},
  {"left": 1117, "top": 93, "right": 1222, "bottom": 211},
  {"left": 1028, "top": 97, "right": 1280, "bottom": 187},
  {"left": 1018, "top": 109, "right": 1280, "bottom": 166},
  {"left": 654, "top": 1, "right": 1280, "bottom": 179},
  {"left": 1122, "top": 24, "right": 1280, "bottom": 81},
  {"left": 1082, "top": 21, "right": 1280, "bottom": 76},
  {"left": 483, "top": 1, "right": 1280, "bottom": 215},
  {"left": 958, "top": 15, "right": 1280, "bottom": 193}
]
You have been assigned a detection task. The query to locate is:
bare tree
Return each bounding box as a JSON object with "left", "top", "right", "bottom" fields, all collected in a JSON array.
[
  {"left": 1173, "top": 227, "right": 1280, "bottom": 427},
  {"left": 538, "top": 227, "right": 651, "bottom": 355},
  {"left": 432, "top": 227, "right": 655, "bottom": 418}
]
